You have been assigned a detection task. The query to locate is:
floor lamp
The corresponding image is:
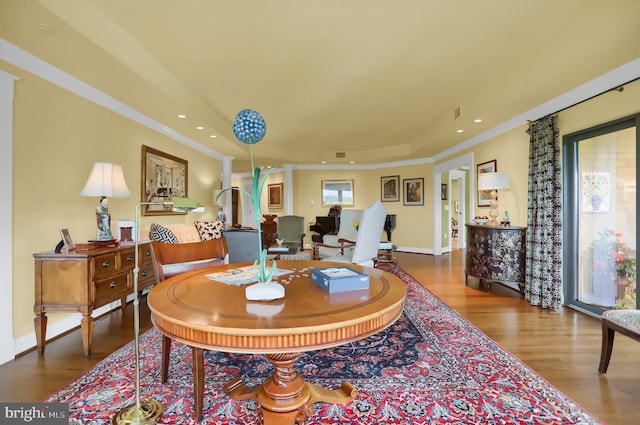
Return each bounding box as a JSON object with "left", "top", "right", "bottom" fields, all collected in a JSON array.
[
  {"left": 477, "top": 172, "right": 510, "bottom": 226},
  {"left": 112, "top": 197, "right": 204, "bottom": 425}
]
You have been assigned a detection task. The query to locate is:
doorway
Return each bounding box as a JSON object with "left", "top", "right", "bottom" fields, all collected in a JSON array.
[
  {"left": 564, "top": 114, "right": 638, "bottom": 315},
  {"left": 433, "top": 153, "right": 473, "bottom": 255}
]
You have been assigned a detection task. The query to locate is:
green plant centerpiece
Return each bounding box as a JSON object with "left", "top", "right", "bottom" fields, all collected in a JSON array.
[{"left": 216, "top": 109, "right": 283, "bottom": 301}]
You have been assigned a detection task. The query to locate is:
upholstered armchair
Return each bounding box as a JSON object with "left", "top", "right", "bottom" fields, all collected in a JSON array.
[
  {"left": 316, "top": 201, "right": 387, "bottom": 267},
  {"left": 276, "top": 215, "right": 307, "bottom": 250},
  {"left": 313, "top": 209, "right": 363, "bottom": 260}
]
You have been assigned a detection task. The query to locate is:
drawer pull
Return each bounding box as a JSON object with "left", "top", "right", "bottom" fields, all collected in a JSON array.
[
  {"left": 142, "top": 271, "right": 147, "bottom": 277},
  {"left": 102, "top": 260, "right": 110, "bottom": 268},
  {"left": 110, "top": 281, "right": 116, "bottom": 289},
  {"left": 126, "top": 255, "right": 133, "bottom": 262},
  {"left": 145, "top": 250, "right": 151, "bottom": 257}
]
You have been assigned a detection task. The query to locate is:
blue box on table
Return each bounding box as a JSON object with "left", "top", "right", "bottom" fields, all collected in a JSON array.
[{"left": 311, "top": 266, "right": 370, "bottom": 293}]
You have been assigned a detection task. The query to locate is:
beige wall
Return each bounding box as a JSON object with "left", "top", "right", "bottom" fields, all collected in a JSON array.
[{"left": 10, "top": 66, "right": 222, "bottom": 341}]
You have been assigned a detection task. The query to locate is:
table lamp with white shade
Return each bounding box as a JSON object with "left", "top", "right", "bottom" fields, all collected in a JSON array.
[
  {"left": 477, "top": 172, "right": 510, "bottom": 226},
  {"left": 80, "top": 162, "right": 131, "bottom": 240}
]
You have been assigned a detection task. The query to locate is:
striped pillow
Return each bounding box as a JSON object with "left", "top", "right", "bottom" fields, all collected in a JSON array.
[{"left": 149, "top": 223, "right": 179, "bottom": 244}]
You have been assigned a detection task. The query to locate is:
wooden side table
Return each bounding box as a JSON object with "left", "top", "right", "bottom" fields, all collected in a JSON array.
[
  {"left": 464, "top": 224, "right": 527, "bottom": 296},
  {"left": 374, "top": 242, "right": 398, "bottom": 272},
  {"left": 33, "top": 242, "right": 156, "bottom": 355}
]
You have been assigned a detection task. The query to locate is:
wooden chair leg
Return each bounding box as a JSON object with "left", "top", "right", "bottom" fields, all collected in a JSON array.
[
  {"left": 598, "top": 322, "right": 615, "bottom": 374},
  {"left": 161, "top": 335, "right": 172, "bottom": 383}
]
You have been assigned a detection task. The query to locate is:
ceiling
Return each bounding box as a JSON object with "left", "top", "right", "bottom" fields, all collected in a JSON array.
[{"left": 1, "top": 0, "right": 639, "bottom": 172}]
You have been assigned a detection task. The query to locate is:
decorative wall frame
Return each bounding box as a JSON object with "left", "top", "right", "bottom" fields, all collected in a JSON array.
[
  {"left": 476, "top": 159, "right": 496, "bottom": 207},
  {"left": 321, "top": 179, "right": 354, "bottom": 207},
  {"left": 403, "top": 178, "right": 424, "bottom": 206},
  {"left": 141, "top": 145, "right": 188, "bottom": 216},
  {"left": 381, "top": 175, "right": 400, "bottom": 202},
  {"left": 580, "top": 171, "right": 611, "bottom": 213},
  {"left": 268, "top": 183, "right": 283, "bottom": 208},
  {"left": 441, "top": 183, "right": 448, "bottom": 200}
]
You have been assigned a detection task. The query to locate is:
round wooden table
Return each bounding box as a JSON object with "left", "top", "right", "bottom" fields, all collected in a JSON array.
[{"left": 147, "top": 260, "right": 406, "bottom": 424}]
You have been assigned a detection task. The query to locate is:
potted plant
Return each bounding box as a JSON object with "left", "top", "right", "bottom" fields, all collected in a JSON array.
[{"left": 582, "top": 230, "right": 636, "bottom": 308}]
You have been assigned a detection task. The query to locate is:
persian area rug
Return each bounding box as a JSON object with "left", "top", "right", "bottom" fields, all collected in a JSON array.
[{"left": 45, "top": 265, "right": 601, "bottom": 424}]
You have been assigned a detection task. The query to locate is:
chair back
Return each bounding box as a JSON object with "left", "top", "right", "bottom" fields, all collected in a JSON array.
[
  {"left": 277, "top": 215, "right": 306, "bottom": 250},
  {"left": 336, "top": 209, "right": 363, "bottom": 241},
  {"left": 223, "top": 229, "right": 262, "bottom": 263},
  {"left": 351, "top": 201, "right": 387, "bottom": 265},
  {"left": 151, "top": 238, "right": 229, "bottom": 283}
]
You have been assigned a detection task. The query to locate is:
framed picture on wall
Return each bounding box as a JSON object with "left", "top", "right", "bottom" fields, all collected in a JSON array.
[
  {"left": 268, "top": 183, "right": 283, "bottom": 208},
  {"left": 441, "top": 183, "right": 448, "bottom": 200},
  {"left": 322, "top": 179, "right": 354, "bottom": 206},
  {"left": 380, "top": 175, "right": 400, "bottom": 202},
  {"left": 403, "top": 178, "right": 424, "bottom": 206},
  {"left": 141, "top": 145, "right": 188, "bottom": 216},
  {"left": 476, "top": 159, "right": 496, "bottom": 207}
]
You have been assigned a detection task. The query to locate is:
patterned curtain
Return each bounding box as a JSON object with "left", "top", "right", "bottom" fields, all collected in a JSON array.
[{"left": 525, "top": 115, "right": 563, "bottom": 310}]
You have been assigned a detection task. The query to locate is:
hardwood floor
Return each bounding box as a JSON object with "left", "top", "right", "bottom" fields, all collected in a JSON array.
[{"left": 1, "top": 250, "right": 638, "bottom": 424}]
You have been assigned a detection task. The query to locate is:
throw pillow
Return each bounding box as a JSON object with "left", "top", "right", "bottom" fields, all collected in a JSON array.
[
  {"left": 149, "top": 223, "right": 179, "bottom": 244},
  {"left": 194, "top": 221, "right": 224, "bottom": 240}
]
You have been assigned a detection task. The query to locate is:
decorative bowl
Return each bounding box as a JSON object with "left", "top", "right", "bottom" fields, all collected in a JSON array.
[{"left": 472, "top": 218, "right": 490, "bottom": 225}]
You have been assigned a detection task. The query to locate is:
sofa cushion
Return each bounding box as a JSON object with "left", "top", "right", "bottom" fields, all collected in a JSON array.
[
  {"left": 149, "top": 223, "right": 179, "bottom": 244},
  {"left": 195, "top": 221, "right": 224, "bottom": 240}
]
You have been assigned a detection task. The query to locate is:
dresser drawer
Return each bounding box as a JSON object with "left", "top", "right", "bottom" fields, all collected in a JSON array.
[
  {"left": 120, "top": 248, "right": 136, "bottom": 271},
  {"left": 93, "top": 253, "right": 118, "bottom": 278},
  {"left": 139, "top": 244, "right": 154, "bottom": 265},
  {"left": 94, "top": 273, "right": 129, "bottom": 305},
  {"left": 138, "top": 262, "right": 156, "bottom": 289}
]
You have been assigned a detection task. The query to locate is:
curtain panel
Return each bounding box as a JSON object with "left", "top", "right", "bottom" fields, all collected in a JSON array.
[{"left": 525, "top": 115, "right": 563, "bottom": 310}]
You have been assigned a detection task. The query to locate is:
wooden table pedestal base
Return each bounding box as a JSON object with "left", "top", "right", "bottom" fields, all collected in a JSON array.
[{"left": 225, "top": 352, "right": 358, "bottom": 425}]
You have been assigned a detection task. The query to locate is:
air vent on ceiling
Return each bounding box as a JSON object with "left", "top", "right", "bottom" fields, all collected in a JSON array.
[
  {"left": 454, "top": 105, "right": 461, "bottom": 119},
  {"left": 336, "top": 152, "right": 346, "bottom": 158}
]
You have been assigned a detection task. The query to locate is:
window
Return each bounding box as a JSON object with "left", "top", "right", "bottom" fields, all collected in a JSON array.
[{"left": 563, "top": 114, "right": 638, "bottom": 315}]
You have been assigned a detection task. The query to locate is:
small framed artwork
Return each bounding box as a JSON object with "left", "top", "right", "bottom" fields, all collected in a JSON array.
[
  {"left": 59, "top": 228, "right": 75, "bottom": 252},
  {"left": 441, "top": 183, "right": 448, "bottom": 200},
  {"left": 268, "top": 183, "right": 284, "bottom": 208},
  {"left": 476, "top": 159, "right": 497, "bottom": 207},
  {"left": 403, "top": 178, "right": 424, "bottom": 206},
  {"left": 141, "top": 145, "right": 188, "bottom": 216},
  {"left": 580, "top": 171, "right": 611, "bottom": 213},
  {"left": 381, "top": 175, "right": 400, "bottom": 202},
  {"left": 322, "top": 179, "right": 354, "bottom": 207}
]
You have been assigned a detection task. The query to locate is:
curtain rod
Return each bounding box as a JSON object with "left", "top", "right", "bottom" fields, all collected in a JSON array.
[{"left": 528, "top": 76, "right": 640, "bottom": 126}]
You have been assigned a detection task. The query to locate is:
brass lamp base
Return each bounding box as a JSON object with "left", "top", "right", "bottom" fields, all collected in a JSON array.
[{"left": 112, "top": 399, "right": 163, "bottom": 425}]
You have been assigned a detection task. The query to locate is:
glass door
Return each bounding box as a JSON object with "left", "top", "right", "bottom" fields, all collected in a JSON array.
[{"left": 564, "top": 115, "right": 638, "bottom": 315}]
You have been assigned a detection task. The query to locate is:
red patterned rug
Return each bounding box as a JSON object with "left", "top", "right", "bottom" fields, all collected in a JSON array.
[{"left": 45, "top": 265, "right": 601, "bottom": 424}]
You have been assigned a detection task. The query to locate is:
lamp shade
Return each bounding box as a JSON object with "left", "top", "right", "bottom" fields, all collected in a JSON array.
[
  {"left": 477, "top": 172, "right": 510, "bottom": 190},
  {"left": 80, "top": 162, "right": 131, "bottom": 197}
]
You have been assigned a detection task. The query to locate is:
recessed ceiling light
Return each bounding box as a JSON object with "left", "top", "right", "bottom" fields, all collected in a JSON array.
[
  {"left": 474, "top": 119, "right": 482, "bottom": 123},
  {"left": 35, "top": 24, "right": 53, "bottom": 33},
  {"left": 457, "top": 129, "right": 464, "bottom": 133},
  {"left": 177, "top": 114, "right": 186, "bottom": 119},
  {"left": 209, "top": 134, "right": 217, "bottom": 138},
  {"left": 196, "top": 126, "right": 204, "bottom": 130}
]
